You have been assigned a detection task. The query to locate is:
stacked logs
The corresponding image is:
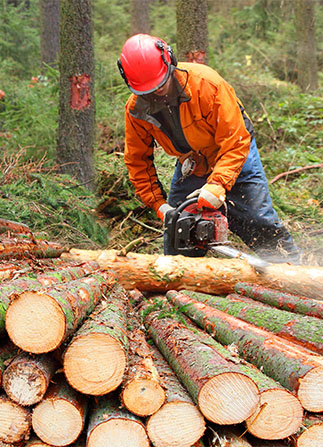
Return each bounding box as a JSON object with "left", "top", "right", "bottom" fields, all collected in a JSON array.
[{"left": 0, "top": 238, "right": 322, "bottom": 446}]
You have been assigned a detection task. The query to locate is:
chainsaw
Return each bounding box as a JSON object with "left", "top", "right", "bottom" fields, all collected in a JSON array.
[{"left": 164, "top": 198, "right": 269, "bottom": 273}]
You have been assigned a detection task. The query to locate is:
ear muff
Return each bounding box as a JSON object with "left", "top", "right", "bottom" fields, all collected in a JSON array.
[
  {"left": 155, "top": 40, "right": 177, "bottom": 67},
  {"left": 117, "top": 58, "right": 129, "bottom": 85}
]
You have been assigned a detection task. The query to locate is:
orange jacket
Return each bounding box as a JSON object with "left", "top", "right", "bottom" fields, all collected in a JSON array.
[{"left": 124, "top": 62, "right": 253, "bottom": 212}]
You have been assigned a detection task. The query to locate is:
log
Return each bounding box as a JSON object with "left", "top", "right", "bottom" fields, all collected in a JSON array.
[
  {"left": 0, "top": 218, "right": 33, "bottom": 236},
  {"left": 235, "top": 282, "right": 323, "bottom": 319},
  {"left": 64, "top": 284, "right": 129, "bottom": 395},
  {"left": 5, "top": 272, "right": 112, "bottom": 353},
  {"left": 0, "top": 237, "right": 68, "bottom": 260},
  {"left": 0, "top": 394, "right": 31, "bottom": 444},
  {"left": 139, "top": 298, "right": 260, "bottom": 425},
  {"left": 296, "top": 415, "right": 323, "bottom": 446},
  {"left": 0, "top": 260, "right": 100, "bottom": 336},
  {"left": 2, "top": 353, "right": 59, "bottom": 406},
  {"left": 32, "top": 374, "right": 87, "bottom": 446},
  {"left": 183, "top": 291, "right": 323, "bottom": 354},
  {"left": 0, "top": 339, "right": 18, "bottom": 383},
  {"left": 61, "top": 248, "right": 323, "bottom": 299},
  {"left": 206, "top": 425, "right": 253, "bottom": 446},
  {"left": 121, "top": 310, "right": 166, "bottom": 417},
  {"left": 146, "top": 344, "right": 205, "bottom": 447},
  {"left": 25, "top": 437, "right": 52, "bottom": 446},
  {"left": 87, "top": 393, "right": 150, "bottom": 447},
  {"left": 167, "top": 290, "right": 323, "bottom": 412}
]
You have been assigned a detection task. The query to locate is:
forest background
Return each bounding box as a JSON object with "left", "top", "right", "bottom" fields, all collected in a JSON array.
[{"left": 0, "top": 0, "right": 322, "bottom": 265}]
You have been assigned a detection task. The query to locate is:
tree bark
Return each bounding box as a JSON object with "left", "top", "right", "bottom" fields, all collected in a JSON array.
[
  {"left": 167, "top": 290, "right": 323, "bottom": 412},
  {"left": 63, "top": 284, "right": 129, "bottom": 395},
  {"left": 147, "top": 344, "right": 205, "bottom": 447},
  {"left": 184, "top": 291, "right": 323, "bottom": 354},
  {"left": 0, "top": 394, "right": 31, "bottom": 443},
  {"left": 140, "top": 300, "right": 259, "bottom": 425},
  {"left": 61, "top": 249, "right": 323, "bottom": 300},
  {"left": 40, "top": 0, "right": 60, "bottom": 68},
  {"left": 0, "top": 218, "right": 33, "bottom": 237},
  {"left": 295, "top": 0, "right": 318, "bottom": 92},
  {"left": 6, "top": 272, "right": 111, "bottom": 353},
  {"left": 2, "top": 353, "right": 59, "bottom": 406},
  {"left": 87, "top": 393, "right": 150, "bottom": 447},
  {"left": 32, "top": 374, "right": 87, "bottom": 446},
  {"left": 235, "top": 282, "right": 323, "bottom": 319},
  {"left": 0, "top": 339, "right": 18, "bottom": 383},
  {"left": 0, "top": 237, "right": 68, "bottom": 260},
  {"left": 121, "top": 310, "right": 166, "bottom": 417},
  {"left": 176, "top": 0, "right": 208, "bottom": 63},
  {"left": 130, "top": 0, "right": 150, "bottom": 35},
  {"left": 57, "top": 0, "right": 95, "bottom": 189},
  {"left": 0, "top": 260, "right": 99, "bottom": 335}
]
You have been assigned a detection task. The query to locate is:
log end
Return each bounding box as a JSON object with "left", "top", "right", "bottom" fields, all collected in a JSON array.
[
  {"left": 198, "top": 372, "right": 259, "bottom": 424},
  {"left": 0, "top": 396, "right": 31, "bottom": 443},
  {"left": 5, "top": 292, "right": 65, "bottom": 354},
  {"left": 122, "top": 378, "right": 166, "bottom": 417},
  {"left": 146, "top": 401, "right": 205, "bottom": 447},
  {"left": 64, "top": 332, "right": 126, "bottom": 395},
  {"left": 87, "top": 418, "right": 149, "bottom": 447},
  {"left": 32, "top": 398, "right": 83, "bottom": 446},
  {"left": 298, "top": 366, "right": 323, "bottom": 412},
  {"left": 246, "top": 389, "right": 303, "bottom": 440},
  {"left": 297, "top": 423, "right": 323, "bottom": 447},
  {"left": 2, "top": 362, "right": 48, "bottom": 406}
]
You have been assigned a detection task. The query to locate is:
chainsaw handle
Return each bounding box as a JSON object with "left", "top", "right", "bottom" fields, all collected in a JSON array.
[{"left": 175, "top": 197, "right": 228, "bottom": 218}]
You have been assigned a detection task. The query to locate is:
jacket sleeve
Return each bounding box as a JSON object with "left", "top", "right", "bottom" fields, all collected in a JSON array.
[
  {"left": 203, "top": 80, "right": 252, "bottom": 190},
  {"left": 124, "top": 107, "right": 167, "bottom": 212}
]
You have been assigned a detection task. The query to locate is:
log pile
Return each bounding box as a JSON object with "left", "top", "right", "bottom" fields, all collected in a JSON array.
[{"left": 0, "top": 226, "right": 323, "bottom": 446}]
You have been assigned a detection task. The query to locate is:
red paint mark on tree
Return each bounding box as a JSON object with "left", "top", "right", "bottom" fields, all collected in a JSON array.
[
  {"left": 70, "top": 74, "right": 91, "bottom": 110},
  {"left": 186, "top": 51, "right": 206, "bottom": 64}
]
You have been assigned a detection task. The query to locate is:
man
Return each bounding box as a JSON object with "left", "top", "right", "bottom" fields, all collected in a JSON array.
[{"left": 117, "top": 33, "right": 301, "bottom": 263}]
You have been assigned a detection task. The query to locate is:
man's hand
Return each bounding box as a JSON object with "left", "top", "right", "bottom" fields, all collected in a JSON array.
[
  {"left": 187, "top": 183, "right": 226, "bottom": 210},
  {"left": 157, "top": 203, "right": 174, "bottom": 222}
]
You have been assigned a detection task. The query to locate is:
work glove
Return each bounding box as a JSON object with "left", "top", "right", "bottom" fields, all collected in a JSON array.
[
  {"left": 157, "top": 203, "right": 174, "bottom": 222},
  {"left": 187, "top": 183, "right": 226, "bottom": 210}
]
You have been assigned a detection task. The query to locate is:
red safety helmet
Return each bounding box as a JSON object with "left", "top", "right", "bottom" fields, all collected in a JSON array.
[{"left": 117, "top": 34, "right": 177, "bottom": 95}]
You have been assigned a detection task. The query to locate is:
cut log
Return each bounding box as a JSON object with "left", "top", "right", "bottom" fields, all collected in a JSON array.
[
  {"left": 0, "top": 260, "right": 100, "bottom": 336},
  {"left": 0, "top": 394, "right": 31, "bottom": 443},
  {"left": 64, "top": 284, "right": 129, "bottom": 395},
  {"left": 2, "top": 353, "right": 59, "bottom": 406},
  {"left": 32, "top": 374, "right": 87, "bottom": 446},
  {"left": 139, "top": 298, "right": 259, "bottom": 425},
  {"left": 235, "top": 282, "right": 323, "bottom": 319},
  {"left": 167, "top": 290, "right": 323, "bottom": 412},
  {"left": 0, "top": 218, "right": 33, "bottom": 237},
  {"left": 0, "top": 237, "right": 68, "bottom": 260},
  {"left": 87, "top": 393, "right": 150, "bottom": 447},
  {"left": 61, "top": 248, "right": 323, "bottom": 299},
  {"left": 183, "top": 291, "right": 323, "bottom": 354},
  {"left": 0, "top": 339, "right": 18, "bottom": 383},
  {"left": 146, "top": 344, "right": 205, "bottom": 447},
  {"left": 121, "top": 310, "right": 166, "bottom": 417},
  {"left": 5, "top": 272, "right": 112, "bottom": 353},
  {"left": 296, "top": 415, "right": 323, "bottom": 446},
  {"left": 205, "top": 425, "right": 253, "bottom": 447},
  {"left": 25, "top": 437, "right": 53, "bottom": 446}
]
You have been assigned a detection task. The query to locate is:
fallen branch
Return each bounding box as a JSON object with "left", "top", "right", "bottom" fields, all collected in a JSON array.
[{"left": 269, "top": 164, "right": 323, "bottom": 184}]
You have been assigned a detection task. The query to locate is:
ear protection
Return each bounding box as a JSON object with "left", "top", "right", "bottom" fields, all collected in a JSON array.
[{"left": 117, "top": 40, "right": 177, "bottom": 87}]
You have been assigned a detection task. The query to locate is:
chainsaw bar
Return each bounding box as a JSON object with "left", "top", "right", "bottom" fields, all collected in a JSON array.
[{"left": 209, "top": 245, "right": 269, "bottom": 273}]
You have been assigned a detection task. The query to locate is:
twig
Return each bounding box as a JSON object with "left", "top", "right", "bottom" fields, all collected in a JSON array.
[
  {"left": 269, "top": 163, "right": 323, "bottom": 184},
  {"left": 117, "top": 236, "right": 145, "bottom": 256},
  {"left": 259, "top": 102, "right": 276, "bottom": 141},
  {"left": 129, "top": 216, "right": 163, "bottom": 234}
]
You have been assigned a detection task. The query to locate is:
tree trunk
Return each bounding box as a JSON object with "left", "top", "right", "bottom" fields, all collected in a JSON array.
[
  {"left": 184, "top": 291, "right": 323, "bottom": 354},
  {"left": 176, "top": 0, "right": 208, "bottom": 63},
  {"left": 57, "top": 0, "right": 95, "bottom": 189},
  {"left": 6, "top": 272, "right": 111, "bottom": 353},
  {"left": 295, "top": 0, "right": 318, "bottom": 92},
  {"left": 0, "top": 395, "right": 31, "bottom": 443},
  {"left": 40, "top": 0, "right": 60, "bottom": 68},
  {"left": 2, "top": 353, "right": 59, "bottom": 406},
  {"left": 63, "top": 284, "right": 129, "bottom": 395},
  {"left": 121, "top": 311, "right": 166, "bottom": 417},
  {"left": 234, "top": 282, "right": 323, "bottom": 319},
  {"left": 0, "top": 237, "right": 68, "bottom": 260},
  {"left": 147, "top": 344, "right": 205, "bottom": 447},
  {"left": 61, "top": 249, "right": 323, "bottom": 299},
  {"left": 32, "top": 374, "right": 87, "bottom": 446},
  {"left": 0, "top": 260, "right": 99, "bottom": 335},
  {"left": 167, "top": 290, "right": 323, "bottom": 412},
  {"left": 140, "top": 301, "right": 259, "bottom": 425},
  {"left": 130, "top": 0, "right": 150, "bottom": 35},
  {"left": 87, "top": 393, "right": 150, "bottom": 447}
]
